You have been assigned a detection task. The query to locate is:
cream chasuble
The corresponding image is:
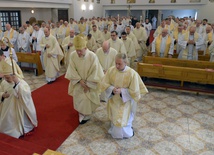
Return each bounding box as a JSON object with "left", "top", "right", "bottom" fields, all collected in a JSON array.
[
  {"left": 86, "top": 36, "right": 98, "bottom": 52},
  {"left": 0, "top": 79, "right": 37, "bottom": 138},
  {"left": 96, "top": 47, "right": 117, "bottom": 71},
  {"left": 40, "top": 35, "right": 64, "bottom": 79},
  {"left": 62, "top": 36, "right": 75, "bottom": 68},
  {"left": 65, "top": 50, "right": 104, "bottom": 115},
  {"left": 108, "top": 38, "right": 127, "bottom": 54},
  {"left": 102, "top": 31, "right": 111, "bottom": 41},
  {"left": 89, "top": 30, "right": 104, "bottom": 48},
  {"left": 101, "top": 66, "right": 148, "bottom": 127}
]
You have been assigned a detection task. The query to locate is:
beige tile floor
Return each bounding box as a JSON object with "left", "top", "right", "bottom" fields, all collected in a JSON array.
[{"left": 24, "top": 67, "right": 214, "bottom": 155}]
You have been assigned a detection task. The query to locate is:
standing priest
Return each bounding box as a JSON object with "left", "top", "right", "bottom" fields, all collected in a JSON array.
[{"left": 65, "top": 35, "right": 104, "bottom": 124}]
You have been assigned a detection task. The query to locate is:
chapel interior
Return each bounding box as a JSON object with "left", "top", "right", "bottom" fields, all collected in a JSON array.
[{"left": 0, "top": 0, "right": 214, "bottom": 155}]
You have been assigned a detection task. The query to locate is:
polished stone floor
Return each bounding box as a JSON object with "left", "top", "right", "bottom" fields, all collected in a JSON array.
[{"left": 23, "top": 67, "right": 214, "bottom": 155}]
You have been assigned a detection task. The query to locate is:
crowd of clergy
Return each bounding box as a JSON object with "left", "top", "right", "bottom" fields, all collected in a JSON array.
[{"left": 1, "top": 14, "right": 214, "bottom": 139}]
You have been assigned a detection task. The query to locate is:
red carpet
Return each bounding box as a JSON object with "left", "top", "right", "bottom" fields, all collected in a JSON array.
[{"left": 0, "top": 75, "right": 79, "bottom": 154}]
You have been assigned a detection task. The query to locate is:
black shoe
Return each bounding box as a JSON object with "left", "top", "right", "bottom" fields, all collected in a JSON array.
[
  {"left": 79, "top": 119, "right": 90, "bottom": 125},
  {"left": 47, "top": 81, "right": 54, "bottom": 84}
]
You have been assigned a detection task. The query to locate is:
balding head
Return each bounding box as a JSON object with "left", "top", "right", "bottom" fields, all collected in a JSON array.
[
  {"left": 70, "top": 30, "right": 75, "bottom": 37},
  {"left": 44, "top": 28, "right": 50, "bottom": 37},
  {"left": 206, "top": 25, "right": 212, "bottom": 33},
  {"left": 19, "top": 27, "right": 25, "bottom": 34},
  {"left": 161, "top": 28, "right": 168, "bottom": 37},
  {"left": 102, "top": 41, "right": 110, "bottom": 53},
  {"left": 5, "top": 24, "right": 11, "bottom": 31},
  {"left": 189, "top": 26, "right": 196, "bottom": 35},
  {"left": 136, "top": 22, "right": 140, "bottom": 28}
]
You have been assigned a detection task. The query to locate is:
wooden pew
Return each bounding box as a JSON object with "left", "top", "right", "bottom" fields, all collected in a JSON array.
[
  {"left": 143, "top": 56, "right": 214, "bottom": 69},
  {"left": 147, "top": 52, "right": 210, "bottom": 61},
  {"left": 138, "top": 63, "right": 214, "bottom": 86},
  {"left": 16, "top": 52, "right": 44, "bottom": 76}
]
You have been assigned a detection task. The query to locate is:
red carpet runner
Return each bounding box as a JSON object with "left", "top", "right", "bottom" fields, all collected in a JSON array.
[{"left": 0, "top": 75, "right": 79, "bottom": 154}]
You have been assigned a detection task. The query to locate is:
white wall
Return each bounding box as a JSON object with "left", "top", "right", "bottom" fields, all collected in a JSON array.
[
  {"left": 101, "top": 0, "right": 208, "bottom": 5},
  {"left": 0, "top": 8, "right": 52, "bottom": 25},
  {"left": 162, "top": 10, "right": 196, "bottom": 19},
  {"left": 72, "top": 0, "right": 103, "bottom": 20},
  {"left": 197, "top": 1, "right": 214, "bottom": 22}
]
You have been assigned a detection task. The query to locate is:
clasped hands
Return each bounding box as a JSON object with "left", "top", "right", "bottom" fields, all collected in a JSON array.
[
  {"left": 80, "top": 80, "right": 90, "bottom": 93},
  {"left": 2, "top": 91, "right": 10, "bottom": 99},
  {"left": 113, "top": 87, "right": 121, "bottom": 95},
  {"left": 68, "top": 42, "right": 73, "bottom": 47},
  {"left": 188, "top": 40, "right": 195, "bottom": 44}
]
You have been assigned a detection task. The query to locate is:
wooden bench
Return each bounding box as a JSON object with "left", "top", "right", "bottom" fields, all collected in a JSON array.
[
  {"left": 16, "top": 52, "right": 44, "bottom": 76},
  {"left": 147, "top": 52, "right": 210, "bottom": 61},
  {"left": 143, "top": 56, "right": 214, "bottom": 69},
  {"left": 138, "top": 63, "right": 214, "bottom": 86}
]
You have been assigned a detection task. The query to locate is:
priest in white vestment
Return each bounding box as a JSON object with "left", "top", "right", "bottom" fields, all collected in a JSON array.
[
  {"left": 18, "top": 27, "right": 31, "bottom": 52},
  {"left": 121, "top": 32, "right": 136, "bottom": 68},
  {"left": 108, "top": 31, "right": 127, "bottom": 54},
  {"left": 133, "top": 22, "right": 148, "bottom": 61},
  {"left": 62, "top": 30, "right": 75, "bottom": 69},
  {"left": 151, "top": 28, "right": 174, "bottom": 58},
  {"left": 30, "top": 24, "right": 44, "bottom": 54},
  {"left": 89, "top": 25, "right": 105, "bottom": 49},
  {"left": 40, "top": 28, "right": 64, "bottom": 84},
  {"left": 173, "top": 23, "right": 185, "bottom": 54},
  {"left": 96, "top": 41, "right": 117, "bottom": 74},
  {"left": 65, "top": 35, "right": 104, "bottom": 124},
  {"left": 0, "top": 39, "right": 18, "bottom": 62},
  {"left": 0, "top": 60, "right": 37, "bottom": 138},
  {"left": 178, "top": 26, "right": 203, "bottom": 60},
  {"left": 4, "top": 24, "right": 18, "bottom": 52},
  {"left": 208, "top": 39, "right": 214, "bottom": 62},
  {"left": 101, "top": 53, "right": 148, "bottom": 139},
  {"left": 102, "top": 27, "right": 111, "bottom": 41}
]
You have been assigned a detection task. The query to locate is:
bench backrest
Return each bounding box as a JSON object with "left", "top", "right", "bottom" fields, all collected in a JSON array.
[{"left": 143, "top": 56, "right": 214, "bottom": 69}]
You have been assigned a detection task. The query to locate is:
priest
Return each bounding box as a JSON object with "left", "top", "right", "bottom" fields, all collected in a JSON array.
[
  {"left": 65, "top": 35, "right": 104, "bottom": 124},
  {"left": 0, "top": 59, "right": 37, "bottom": 138},
  {"left": 101, "top": 53, "right": 148, "bottom": 139},
  {"left": 40, "top": 28, "right": 64, "bottom": 84}
]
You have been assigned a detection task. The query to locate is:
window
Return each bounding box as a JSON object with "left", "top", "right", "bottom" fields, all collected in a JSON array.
[{"left": 0, "top": 11, "right": 21, "bottom": 31}]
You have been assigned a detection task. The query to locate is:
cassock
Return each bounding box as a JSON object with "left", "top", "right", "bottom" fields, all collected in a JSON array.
[
  {"left": 101, "top": 66, "right": 148, "bottom": 139},
  {"left": 65, "top": 49, "right": 104, "bottom": 116},
  {"left": 62, "top": 35, "right": 75, "bottom": 69},
  {"left": 40, "top": 34, "right": 64, "bottom": 82}
]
